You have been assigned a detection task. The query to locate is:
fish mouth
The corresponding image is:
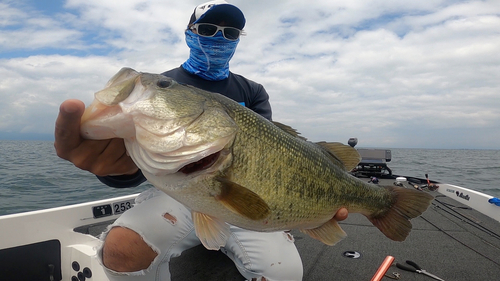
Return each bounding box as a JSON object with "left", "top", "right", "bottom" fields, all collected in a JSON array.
[{"left": 178, "top": 151, "right": 222, "bottom": 174}]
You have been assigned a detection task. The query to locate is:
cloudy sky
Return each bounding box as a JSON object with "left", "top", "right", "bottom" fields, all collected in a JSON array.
[{"left": 1, "top": 0, "right": 499, "bottom": 149}]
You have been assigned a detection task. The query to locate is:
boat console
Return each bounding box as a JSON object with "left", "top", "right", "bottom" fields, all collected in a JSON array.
[
  {"left": 348, "top": 138, "right": 392, "bottom": 177},
  {"left": 353, "top": 148, "right": 392, "bottom": 177}
]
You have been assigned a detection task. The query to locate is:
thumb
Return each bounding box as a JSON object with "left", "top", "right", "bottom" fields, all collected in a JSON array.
[{"left": 54, "top": 99, "right": 86, "bottom": 156}]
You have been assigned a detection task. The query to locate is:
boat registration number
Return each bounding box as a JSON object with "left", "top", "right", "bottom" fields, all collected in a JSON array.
[
  {"left": 113, "top": 200, "right": 134, "bottom": 215},
  {"left": 92, "top": 199, "right": 135, "bottom": 218}
]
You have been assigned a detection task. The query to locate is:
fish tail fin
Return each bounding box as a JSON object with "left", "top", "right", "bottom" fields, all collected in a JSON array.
[{"left": 368, "top": 186, "right": 433, "bottom": 241}]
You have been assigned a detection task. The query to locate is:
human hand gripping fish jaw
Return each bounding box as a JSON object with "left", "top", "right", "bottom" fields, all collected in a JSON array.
[{"left": 81, "top": 67, "right": 434, "bottom": 251}]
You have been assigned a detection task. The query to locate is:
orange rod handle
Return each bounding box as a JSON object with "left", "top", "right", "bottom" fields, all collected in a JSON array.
[{"left": 371, "top": 255, "right": 395, "bottom": 281}]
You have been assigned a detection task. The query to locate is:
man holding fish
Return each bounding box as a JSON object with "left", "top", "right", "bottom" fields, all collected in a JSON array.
[{"left": 55, "top": 1, "right": 349, "bottom": 280}]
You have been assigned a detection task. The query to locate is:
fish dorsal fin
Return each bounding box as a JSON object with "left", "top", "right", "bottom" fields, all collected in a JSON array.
[
  {"left": 215, "top": 177, "right": 270, "bottom": 220},
  {"left": 316, "top": 142, "right": 361, "bottom": 171},
  {"left": 192, "top": 211, "right": 230, "bottom": 250},
  {"left": 300, "top": 217, "right": 347, "bottom": 246},
  {"left": 272, "top": 122, "right": 307, "bottom": 141}
]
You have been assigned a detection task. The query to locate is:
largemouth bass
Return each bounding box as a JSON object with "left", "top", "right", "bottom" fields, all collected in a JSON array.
[{"left": 81, "top": 67, "right": 433, "bottom": 250}]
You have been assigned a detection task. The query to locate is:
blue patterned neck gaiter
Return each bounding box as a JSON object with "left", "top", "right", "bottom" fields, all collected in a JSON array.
[{"left": 182, "top": 29, "right": 239, "bottom": 81}]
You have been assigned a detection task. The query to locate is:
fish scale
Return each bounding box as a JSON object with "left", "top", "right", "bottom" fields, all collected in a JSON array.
[{"left": 212, "top": 92, "right": 393, "bottom": 226}]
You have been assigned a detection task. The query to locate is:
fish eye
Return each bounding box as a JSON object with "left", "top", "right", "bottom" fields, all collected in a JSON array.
[{"left": 157, "top": 80, "right": 171, "bottom": 88}]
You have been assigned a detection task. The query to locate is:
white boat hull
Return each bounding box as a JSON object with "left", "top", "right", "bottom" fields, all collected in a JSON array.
[
  {"left": 437, "top": 183, "right": 500, "bottom": 223},
  {"left": 0, "top": 193, "right": 139, "bottom": 281}
]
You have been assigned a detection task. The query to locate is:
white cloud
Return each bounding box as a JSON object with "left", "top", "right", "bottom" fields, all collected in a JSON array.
[
  {"left": 0, "top": 0, "right": 499, "bottom": 148},
  {"left": 0, "top": 2, "right": 83, "bottom": 51}
]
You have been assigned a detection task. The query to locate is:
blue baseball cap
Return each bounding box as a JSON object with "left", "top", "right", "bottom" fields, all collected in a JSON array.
[{"left": 188, "top": 0, "right": 245, "bottom": 30}]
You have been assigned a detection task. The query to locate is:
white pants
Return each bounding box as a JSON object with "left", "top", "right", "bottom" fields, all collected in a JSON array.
[{"left": 98, "top": 188, "right": 303, "bottom": 281}]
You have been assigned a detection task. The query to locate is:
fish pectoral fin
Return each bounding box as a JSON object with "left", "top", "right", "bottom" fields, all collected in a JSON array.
[
  {"left": 300, "top": 218, "right": 347, "bottom": 246},
  {"left": 315, "top": 142, "right": 361, "bottom": 171},
  {"left": 215, "top": 177, "right": 271, "bottom": 220},
  {"left": 192, "top": 211, "right": 230, "bottom": 250}
]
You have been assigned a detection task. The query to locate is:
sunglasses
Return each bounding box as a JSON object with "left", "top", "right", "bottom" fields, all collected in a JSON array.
[{"left": 191, "top": 23, "right": 244, "bottom": 41}]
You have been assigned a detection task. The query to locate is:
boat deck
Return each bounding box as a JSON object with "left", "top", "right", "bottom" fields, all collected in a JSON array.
[{"left": 164, "top": 176, "right": 500, "bottom": 280}]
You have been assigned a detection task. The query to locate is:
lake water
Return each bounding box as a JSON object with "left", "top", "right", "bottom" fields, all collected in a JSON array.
[{"left": 0, "top": 140, "right": 498, "bottom": 216}]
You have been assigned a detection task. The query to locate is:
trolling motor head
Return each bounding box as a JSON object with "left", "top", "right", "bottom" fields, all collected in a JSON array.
[{"left": 348, "top": 138, "right": 358, "bottom": 148}]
